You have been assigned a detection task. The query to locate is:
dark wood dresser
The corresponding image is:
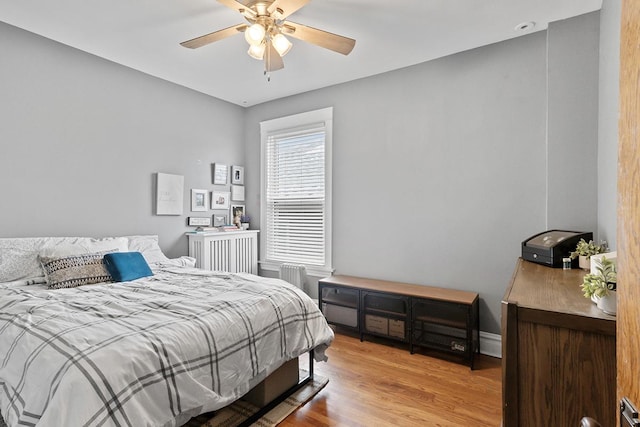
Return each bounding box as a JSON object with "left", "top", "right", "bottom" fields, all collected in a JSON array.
[{"left": 501, "top": 258, "right": 616, "bottom": 427}]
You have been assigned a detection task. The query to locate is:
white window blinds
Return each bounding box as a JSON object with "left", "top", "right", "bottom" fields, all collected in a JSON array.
[{"left": 265, "top": 124, "right": 326, "bottom": 265}]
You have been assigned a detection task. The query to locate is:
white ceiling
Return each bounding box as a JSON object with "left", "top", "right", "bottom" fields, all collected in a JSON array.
[{"left": 0, "top": 0, "right": 602, "bottom": 107}]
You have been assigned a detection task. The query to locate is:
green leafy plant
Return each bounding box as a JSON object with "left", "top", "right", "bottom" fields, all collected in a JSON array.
[
  {"left": 570, "top": 239, "right": 606, "bottom": 259},
  {"left": 580, "top": 256, "right": 617, "bottom": 299}
]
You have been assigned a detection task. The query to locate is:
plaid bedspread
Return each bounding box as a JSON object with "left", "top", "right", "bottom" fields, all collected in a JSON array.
[{"left": 0, "top": 267, "right": 333, "bottom": 427}]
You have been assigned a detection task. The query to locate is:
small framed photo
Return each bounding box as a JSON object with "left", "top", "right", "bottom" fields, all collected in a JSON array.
[
  {"left": 211, "top": 191, "right": 230, "bottom": 209},
  {"left": 213, "top": 213, "right": 228, "bottom": 227},
  {"left": 188, "top": 217, "right": 211, "bottom": 227},
  {"left": 230, "top": 204, "right": 245, "bottom": 224},
  {"left": 231, "top": 166, "right": 244, "bottom": 185},
  {"left": 231, "top": 185, "right": 245, "bottom": 201},
  {"left": 212, "top": 163, "right": 228, "bottom": 185},
  {"left": 191, "top": 189, "right": 208, "bottom": 212}
]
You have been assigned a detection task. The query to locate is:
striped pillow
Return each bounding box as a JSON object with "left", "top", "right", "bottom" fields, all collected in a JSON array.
[{"left": 39, "top": 251, "right": 114, "bottom": 290}]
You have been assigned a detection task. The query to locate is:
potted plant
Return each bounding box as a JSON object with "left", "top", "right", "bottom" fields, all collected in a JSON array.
[
  {"left": 240, "top": 215, "right": 251, "bottom": 230},
  {"left": 580, "top": 256, "right": 617, "bottom": 315},
  {"left": 570, "top": 238, "right": 606, "bottom": 270}
]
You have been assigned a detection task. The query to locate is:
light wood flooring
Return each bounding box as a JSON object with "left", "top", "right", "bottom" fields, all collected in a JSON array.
[{"left": 280, "top": 331, "right": 502, "bottom": 426}]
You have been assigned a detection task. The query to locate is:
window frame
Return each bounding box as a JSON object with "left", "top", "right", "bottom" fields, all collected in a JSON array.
[{"left": 259, "top": 107, "right": 333, "bottom": 277}]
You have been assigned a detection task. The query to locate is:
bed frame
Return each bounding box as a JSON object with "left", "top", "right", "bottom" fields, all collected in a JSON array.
[{"left": 238, "top": 350, "right": 315, "bottom": 426}]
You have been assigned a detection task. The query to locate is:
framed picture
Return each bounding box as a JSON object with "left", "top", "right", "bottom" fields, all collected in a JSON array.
[
  {"left": 211, "top": 191, "right": 230, "bottom": 209},
  {"left": 190, "top": 189, "right": 208, "bottom": 212},
  {"left": 156, "top": 173, "right": 184, "bottom": 215},
  {"left": 230, "top": 204, "right": 245, "bottom": 224},
  {"left": 231, "top": 166, "right": 244, "bottom": 185},
  {"left": 213, "top": 213, "right": 228, "bottom": 227},
  {"left": 212, "top": 163, "right": 228, "bottom": 185},
  {"left": 231, "top": 185, "right": 245, "bottom": 201},
  {"left": 188, "top": 217, "right": 211, "bottom": 227}
]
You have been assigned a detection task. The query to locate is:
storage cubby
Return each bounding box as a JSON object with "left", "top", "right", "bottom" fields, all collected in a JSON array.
[
  {"left": 320, "top": 285, "right": 359, "bottom": 330},
  {"left": 319, "top": 275, "right": 479, "bottom": 369},
  {"left": 361, "top": 291, "right": 409, "bottom": 342},
  {"left": 411, "top": 298, "right": 478, "bottom": 363}
]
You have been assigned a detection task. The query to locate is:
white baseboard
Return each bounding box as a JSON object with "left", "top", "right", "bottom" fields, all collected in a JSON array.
[{"left": 479, "top": 331, "right": 501, "bottom": 358}]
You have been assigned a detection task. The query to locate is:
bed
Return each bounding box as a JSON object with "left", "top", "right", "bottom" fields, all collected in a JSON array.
[{"left": 0, "top": 235, "right": 334, "bottom": 427}]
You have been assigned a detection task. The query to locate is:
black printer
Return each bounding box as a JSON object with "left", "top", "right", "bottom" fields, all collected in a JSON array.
[{"left": 521, "top": 230, "right": 593, "bottom": 268}]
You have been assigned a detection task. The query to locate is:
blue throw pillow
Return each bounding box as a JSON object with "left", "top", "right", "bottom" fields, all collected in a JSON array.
[{"left": 103, "top": 252, "right": 153, "bottom": 282}]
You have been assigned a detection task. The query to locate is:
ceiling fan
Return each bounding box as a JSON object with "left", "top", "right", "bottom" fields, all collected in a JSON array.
[{"left": 180, "top": 0, "right": 356, "bottom": 75}]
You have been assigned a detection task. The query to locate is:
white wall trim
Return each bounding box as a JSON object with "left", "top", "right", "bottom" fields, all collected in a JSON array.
[{"left": 479, "top": 331, "right": 502, "bottom": 358}]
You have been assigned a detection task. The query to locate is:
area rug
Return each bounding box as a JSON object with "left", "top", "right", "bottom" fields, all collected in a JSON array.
[
  {"left": 0, "top": 373, "right": 327, "bottom": 427},
  {"left": 186, "top": 372, "right": 329, "bottom": 427}
]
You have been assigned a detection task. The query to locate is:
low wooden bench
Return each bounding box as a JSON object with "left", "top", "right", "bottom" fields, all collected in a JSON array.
[{"left": 319, "top": 275, "right": 480, "bottom": 369}]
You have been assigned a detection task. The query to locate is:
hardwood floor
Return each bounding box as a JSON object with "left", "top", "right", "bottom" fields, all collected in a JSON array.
[{"left": 280, "top": 331, "right": 502, "bottom": 427}]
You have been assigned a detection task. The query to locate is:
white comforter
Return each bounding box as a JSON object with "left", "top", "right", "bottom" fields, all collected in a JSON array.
[{"left": 0, "top": 266, "right": 333, "bottom": 427}]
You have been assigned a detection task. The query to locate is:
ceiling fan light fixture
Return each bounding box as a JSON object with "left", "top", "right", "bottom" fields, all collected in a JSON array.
[
  {"left": 245, "top": 23, "right": 266, "bottom": 46},
  {"left": 248, "top": 43, "right": 266, "bottom": 60},
  {"left": 272, "top": 33, "right": 292, "bottom": 57},
  {"left": 181, "top": 0, "right": 357, "bottom": 76}
]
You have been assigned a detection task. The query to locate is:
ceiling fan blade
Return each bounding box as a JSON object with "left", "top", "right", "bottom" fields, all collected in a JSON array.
[
  {"left": 217, "top": 0, "right": 256, "bottom": 18},
  {"left": 282, "top": 21, "right": 355, "bottom": 55},
  {"left": 265, "top": 40, "right": 284, "bottom": 72},
  {"left": 180, "top": 24, "right": 247, "bottom": 49},
  {"left": 267, "top": 0, "right": 310, "bottom": 19}
]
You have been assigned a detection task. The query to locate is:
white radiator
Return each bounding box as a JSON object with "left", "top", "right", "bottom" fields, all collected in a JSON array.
[
  {"left": 187, "top": 231, "right": 258, "bottom": 274},
  {"left": 279, "top": 263, "right": 307, "bottom": 289}
]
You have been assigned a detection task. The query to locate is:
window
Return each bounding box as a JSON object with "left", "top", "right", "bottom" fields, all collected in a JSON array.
[{"left": 260, "top": 107, "right": 333, "bottom": 276}]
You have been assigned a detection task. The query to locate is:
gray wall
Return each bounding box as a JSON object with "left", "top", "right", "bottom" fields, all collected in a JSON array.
[
  {"left": 0, "top": 22, "right": 245, "bottom": 258},
  {"left": 245, "top": 13, "right": 601, "bottom": 334},
  {"left": 0, "top": 11, "right": 607, "bottom": 335},
  {"left": 597, "top": 0, "right": 621, "bottom": 249},
  {"left": 546, "top": 13, "right": 600, "bottom": 232}
]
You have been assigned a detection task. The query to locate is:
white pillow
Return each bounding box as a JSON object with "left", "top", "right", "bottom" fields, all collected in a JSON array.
[
  {"left": 0, "top": 245, "right": 46, "bottom": 282},
  {"left": 39, "top": 237, "right": 128, "bottom": 258},
  {"left": 125, "top": 235, "right": 170, "bottom": 264},
  {"left": 0, "top": 237, "right": 128, "bottom": 283},
  {"left": 159, "top": 256, "right": 197, "bottom": 268}
]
